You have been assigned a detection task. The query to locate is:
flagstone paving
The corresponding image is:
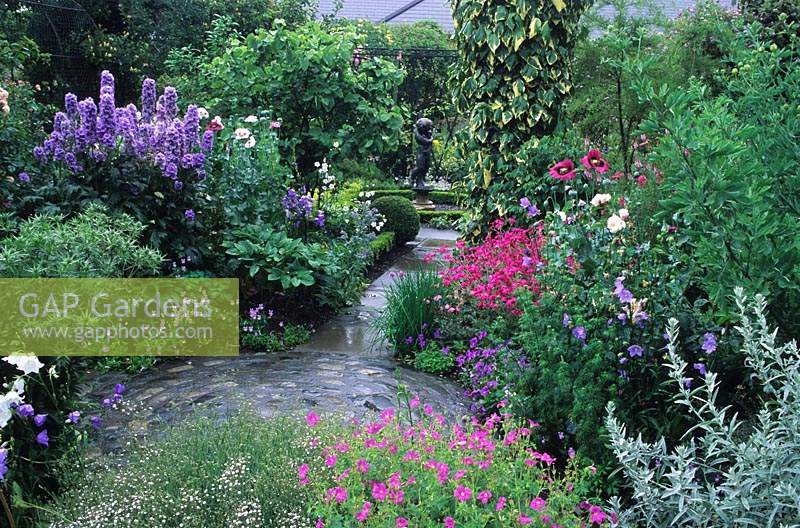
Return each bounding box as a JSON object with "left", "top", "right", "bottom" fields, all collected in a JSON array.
[{"left": 88, "top": 228, "right": 467, "bottom": 451}]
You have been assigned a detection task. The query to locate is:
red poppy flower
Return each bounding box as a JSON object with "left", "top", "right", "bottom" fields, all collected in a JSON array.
[
  {"left": 549, "top": 159, "right": 577, "bottom": 181},
  {"left": 581, "top": 150, "right": 610, "bottom": 173}
]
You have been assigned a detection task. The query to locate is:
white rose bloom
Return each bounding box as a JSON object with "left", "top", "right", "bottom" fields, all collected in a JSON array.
[
  {"left": 607, "top": 214, "right": 627, "bottom": 233},
  {"left": 3, "top": 355, "right": 44, "bottom": 375},
  {"left": 244, "top": 136, "right": 256, "bottom": 148},
  {"left": 197, "top": 107, "right": 209, "bottom": 119},
  {"left": 618, "top": 208, "right": 629, "bottom": 220},
  {"left": 244, "top": 115, "right": 258, "bottom": 123},
  {"left": 590, "top": 193, "right": 612, "bottom": 207},
  {"left": 234, "top": 128, "right": 251, "bottom": 140}
]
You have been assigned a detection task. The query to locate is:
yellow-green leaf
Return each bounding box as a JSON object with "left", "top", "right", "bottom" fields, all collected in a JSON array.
[{"left": 552, "top": 0, "right": 566, "bottom": 12}]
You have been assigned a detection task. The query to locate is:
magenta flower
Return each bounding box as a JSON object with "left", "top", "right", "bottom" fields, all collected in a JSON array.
[
  {"left": 444, "top": 517, "right": 455, "bottom": 528},
  {"left": 326, "top": 486, "right": 348, "bottom": 503},
  {"left": 453, "top": 484, "right": 472, "bottom": 502},
  {"left": 396, "top": 517, "right": 409, "bottom": 528},
  {"left": 518, "top": 514, "right": 533, "bottom": 525},
  {"left": 356, "top": 458, "right": 369, "bottom": 473},
  {"left": 549, "top": 159, "right": 577, "bottom": 181},
  {"left": 306, "top": 411, "right": 320, "bottom": 427},
  {"left": 372, "top": 481, "right": 389, "bottom": 502},
  {"left": 496, "top": 496, "right": 507, "bottom": 511},
  {"left": 581, "top": 149, "right": 610, "bottom": 173},
  {"left": 477, "top": 489, "right": 492, "bottom": 504},
  {"left": 530, "top": 496, "right": 546, "bottom": 511}
]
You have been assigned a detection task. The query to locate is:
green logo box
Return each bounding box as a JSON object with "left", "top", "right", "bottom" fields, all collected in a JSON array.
[{"left": 0, "top": 278, "right": 239, "bottom": 356}]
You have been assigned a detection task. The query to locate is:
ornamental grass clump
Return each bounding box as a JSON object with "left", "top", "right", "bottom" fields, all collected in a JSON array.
[{"left": 606, "top": 289, "right": 800, "bottom": 527}]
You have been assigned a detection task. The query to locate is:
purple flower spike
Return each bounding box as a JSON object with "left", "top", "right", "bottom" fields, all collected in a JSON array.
[{"left": 141, "top": 78, "right": 157, "bottom": 121}]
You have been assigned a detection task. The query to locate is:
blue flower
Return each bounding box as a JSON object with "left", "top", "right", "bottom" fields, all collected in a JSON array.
[
  {"left": 33, "top": 414, "right": 47, "bottom": 427},
  {"left": 17, "top": 404, "right": 34, "bottom": 418},
  {"left": 572, "top": 326, "right": 587, "bottom": 341},
  {"left": 36, "top": 429, "right": 49, "bottom": 447},
  {"left": 702, "top": 332, "right": 717, "bottom": 354},
  {"left": 67, "top": 411, "right": 80, "bottom": 424},
  {"left": 627, "top": 345, "right": 643, "bottom": 357}
]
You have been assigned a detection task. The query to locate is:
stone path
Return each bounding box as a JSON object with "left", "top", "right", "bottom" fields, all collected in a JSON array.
[{"left": 88, "top": 228, "right": 468, "bottom": 450}]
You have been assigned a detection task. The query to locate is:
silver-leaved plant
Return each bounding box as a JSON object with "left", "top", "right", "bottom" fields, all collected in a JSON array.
[{"left": 606, "top": 288, "right": 800, "bottom": 527}]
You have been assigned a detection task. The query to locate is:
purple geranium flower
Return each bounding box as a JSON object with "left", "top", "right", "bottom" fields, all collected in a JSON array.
[
  {"left": 89, "top": 415, "right": 102, "bottom": 429},
  {"left": 702, "top": 332, "right": 717, "bottom": 354},
  {"left": 572, "top": 326, "right": 587, "bottom": 341},
  {"left": 17, "top": 404, "right": 34, "bottom": 418},
  {"left": 18, "top": 172, "right": 30, "bottom": 183},
  {"left": 36, "top": 429, "right": 49, "bottom": 447},
  {"left": 627, "top": 345, "right": 643, "bottom": 357},
  {"left": 184, "top": 209, "right": 195, "bottom": 221}
]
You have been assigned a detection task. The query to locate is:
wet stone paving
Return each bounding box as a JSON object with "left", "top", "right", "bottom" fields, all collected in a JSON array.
[{"left": 88, "top": 228, "right": 469, "bottom": 451}]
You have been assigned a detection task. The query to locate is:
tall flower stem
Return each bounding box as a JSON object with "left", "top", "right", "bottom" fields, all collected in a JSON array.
[{"left": 0, "top": 487, "right": 16, "bottom": 528}]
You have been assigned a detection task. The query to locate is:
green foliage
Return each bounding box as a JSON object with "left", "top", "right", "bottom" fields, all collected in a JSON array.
[
  {"left": 365, "top": 189, "right": 458, "bottom": 205},
  {"left": 369, "top": 231, "right": 396, "bottom": 259},
  {"left": 80, "top": 0, "right": 316, "bottom": 101},
  {"left": 452, "top": 0, "right": 591, "bottom": 230},
  {"left": 48, "top": 410, "right": 315, "bottom": 527},
  {"left": 607, "top": 290, "right": 800, "bottom": 527},
  {"left": 0, "top": 357, "right": 84, "bottom": 528},
  {"left": 413, "top": 342, "right": 455, "bottom": 374},
  {"left": 370, "top": 196, "right": 420, "bottom": 244},
  {"left": 376, "top": 269, "right": 444, "bottom": 359},
  {"left": 418, "top": 209, "right": 466, "bottom": 225},
  {"left": 222, "top": 226, "right": 334, "bottom": 291},
  {"left": 241, "top": 320, "right": 311, "bottom": 352},
  {"left": 333, "top": 159, "right": 390, "bottom": 187},
  {"left": 172, "top": 20, "right": 405, "bottom": 178},
  {"left": 0, "top": 204, "right": 162, "bottom": 277},
  {"left": 633, "top": 28, "right": 800, "bottom": 335},
  {"left": 740, "top": 0, "right": 800, "bottom": 47}
]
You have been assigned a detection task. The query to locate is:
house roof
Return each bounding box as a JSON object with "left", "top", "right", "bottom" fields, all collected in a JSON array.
[{"left": 317, "top": 0, "right": 736, "bottom": 34}]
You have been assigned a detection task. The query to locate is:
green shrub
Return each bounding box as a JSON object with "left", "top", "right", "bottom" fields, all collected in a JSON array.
[
  {"left": 370, "top": 196, "right": 420, "bottom": 244},
  {"left": 0, "top": 204, "right": 162, "bottom": 277},
  {"left": 171, "top": 20, "right": 405, "bottom": 179},
  {"left": 375, "top": 269, "right": 443, "bottom": 359},
  {"left": 334, "top": 159, "right": 391, "bottom": 187},
  {"left": 452, "top": 0, "right": 591, "bottom": 231},
  {"left": 48, "top": 410, "right": 315, "bottom": 528},
  {"left": 607, "top": 290, "right": 800, "bottom": 527},
  {"left": 633, "top": 29, "right": 800, "bottom": 336},
  {"left": 369, "top": 231, "right": 396, "bottom": 259},
  {"left": 413, "top": 342, "right": 455, "bottom": 374}
]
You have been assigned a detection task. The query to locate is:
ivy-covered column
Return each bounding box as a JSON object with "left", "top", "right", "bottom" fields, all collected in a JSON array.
[{"left": 452, "top": 0, "right": 591, "bottom": 232}]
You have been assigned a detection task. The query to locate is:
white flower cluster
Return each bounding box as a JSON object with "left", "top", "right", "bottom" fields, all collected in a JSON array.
[{"left": 1, "top": 355, "right": 45, "bottom": 428}]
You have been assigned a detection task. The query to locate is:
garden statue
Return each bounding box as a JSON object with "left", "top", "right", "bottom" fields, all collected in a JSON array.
[{"left": 410, "top": 117, "right": 434, "bottom": 189}]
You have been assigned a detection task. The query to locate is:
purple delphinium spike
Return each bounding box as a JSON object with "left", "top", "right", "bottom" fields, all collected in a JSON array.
[
  {"left": 65, "top": 93, "right": 79, "bottom": 120},
  {"left": 141, "top": 78, "right": 156, "bottom": 122},
  {"left": 182, "top": 105, "right": 200, "bottom": 148}
]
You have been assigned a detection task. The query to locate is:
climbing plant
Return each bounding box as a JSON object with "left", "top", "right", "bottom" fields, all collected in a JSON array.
[{"left": 452, "top": 0, "right": 592, "bottom": 234}]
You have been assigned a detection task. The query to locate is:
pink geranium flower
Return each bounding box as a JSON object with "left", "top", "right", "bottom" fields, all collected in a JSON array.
[
  {"left": 306, "top": 411, "right": 319, "bottom": 427},
  {"left": 454, "top": 485, "right": 473, "bottom": 502},
  {"left": 530, "top": 496, "right": 546, "bottom": 511},
  {"left": 549, "top": 159, "right": 577, "bottom": 181}
]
